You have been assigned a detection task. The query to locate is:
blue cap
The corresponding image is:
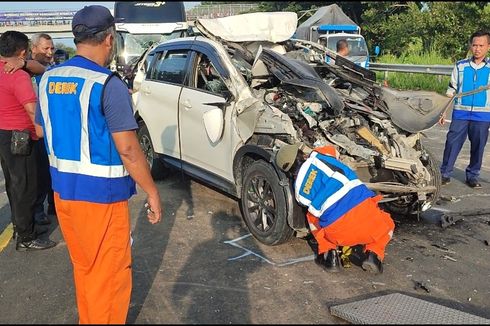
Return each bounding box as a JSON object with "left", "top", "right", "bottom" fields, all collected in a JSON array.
[{"left": 72, "top": 5, "right": 114, "bottom": 36}]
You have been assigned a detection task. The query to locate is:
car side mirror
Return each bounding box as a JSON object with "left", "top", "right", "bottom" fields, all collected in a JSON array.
[
  {"left": 202, "top": 108, "right": 224, "bottom": 143},
  {"left": 374, "top": 45, "right": 380, "bottom": 56}
]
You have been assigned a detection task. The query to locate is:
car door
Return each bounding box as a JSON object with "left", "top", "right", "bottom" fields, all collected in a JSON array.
[
  {"left": 137, "top": 48, "right": 190, "bottom": 159},
  {"left": 178, "top": 49, "right": 235, "bottom": 182}
]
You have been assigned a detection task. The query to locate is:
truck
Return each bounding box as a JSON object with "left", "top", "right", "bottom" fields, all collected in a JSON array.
[
  {"left": 112, "top": 1, "right": 189, "bottom": 78},
  {"left": 295, "top": 4, "right": 378, "bottom": 69}
]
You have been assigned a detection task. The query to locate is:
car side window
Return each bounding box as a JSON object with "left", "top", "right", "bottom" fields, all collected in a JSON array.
[
  {"left": 145, "top": 53, "right": 155, "bottom": 72},
  {"left": 194, "top": 53, "right": 229, "bottom": 97},
  {"left": 151, "top": 49, "right": 189, "bottom": 85}
]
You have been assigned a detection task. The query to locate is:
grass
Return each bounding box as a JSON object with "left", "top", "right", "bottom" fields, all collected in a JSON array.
[{"left": 374, "top": 49, "right": 454, "bottom": 94}]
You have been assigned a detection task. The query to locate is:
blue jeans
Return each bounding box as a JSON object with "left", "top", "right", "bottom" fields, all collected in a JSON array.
[{"left": 440, "top": 119, "right": 490, "bottom": 181}]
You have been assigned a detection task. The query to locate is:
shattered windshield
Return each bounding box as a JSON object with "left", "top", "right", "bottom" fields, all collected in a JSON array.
[{"left": 229, "top": 53, "right": 252, "bottom": 82}]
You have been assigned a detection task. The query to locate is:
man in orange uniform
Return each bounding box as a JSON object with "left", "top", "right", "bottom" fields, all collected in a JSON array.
[
  {"left": 34, "top": 5, "right": 162, "bottom": 323},
  {"left": 279, "top": 144, "right": 395, "bottom": 274}
]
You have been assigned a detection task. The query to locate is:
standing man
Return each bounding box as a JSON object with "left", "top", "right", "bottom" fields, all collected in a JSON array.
[
  {"left": 0, "top": 31, "right": 57, "bottom": 251},
  {"left": 30, "top": 33, "right": 56, "bottom": 225},
  {"left": 440, "top": 30, "right": 490, "bottom": 188},
  {"left": 35, "top": 5, "right": 163, "bottom": 324},
  {"left": 53, "top": 49, "right": 69, "bottom": 65},
  {"left": 30, "top": 33, "right": 54, "bottom": 67}
]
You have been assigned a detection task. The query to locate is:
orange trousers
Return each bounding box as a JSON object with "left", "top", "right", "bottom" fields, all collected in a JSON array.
[
  {"left": 307, "top": 195, "right": 395, "bottom": 260},
  {"left": 54, "top": 192, "right": 132, "bottom": 324}
]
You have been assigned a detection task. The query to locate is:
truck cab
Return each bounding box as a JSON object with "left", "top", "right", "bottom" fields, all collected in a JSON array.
[
  {"left": 316, "top": 25, "right": 370, "bottom": 69},
  {"left": 113, "top": 1, "right": 189, "bottom": 77}
]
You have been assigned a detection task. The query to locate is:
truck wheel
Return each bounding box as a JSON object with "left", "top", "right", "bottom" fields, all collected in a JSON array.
[
  {"left": 137, "top": 122, "right": 167, "bottom": 181},
  {"left": 240, "top": 160, "right": 294, "bottom": 245}
]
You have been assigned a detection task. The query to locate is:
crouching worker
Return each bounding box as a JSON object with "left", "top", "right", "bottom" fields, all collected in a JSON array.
[{"left": 277, "top": 144, "right": 395, "bottom": 274}]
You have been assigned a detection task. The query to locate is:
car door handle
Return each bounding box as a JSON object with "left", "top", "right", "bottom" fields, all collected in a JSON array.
[
  {"left": 182, "top": 99, "right": 192, "bottom": 109},
  {"left": 142, "top": 87, "right": 151, "bottom": 95}
]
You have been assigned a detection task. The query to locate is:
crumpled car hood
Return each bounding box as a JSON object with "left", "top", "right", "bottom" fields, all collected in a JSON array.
[
  {"left": 381, "top": 88, "right": 451, "bottom": 132},
  {"left": 195, "top": 12, "right": 298, "bottom": 43},
  {"left": 256, "top": 48, "right": 345, "bottom": 114}
]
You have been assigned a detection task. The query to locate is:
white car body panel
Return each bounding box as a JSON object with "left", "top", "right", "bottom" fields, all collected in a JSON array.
[
  {"left": 137, "top": 80, "right": 181, "bottom": 158},
  {"left": 196, "top": 12, "right": 298, "bottom": 43},
  {"left": 179, "top": 88, "right": 235, "bottom": 182}
]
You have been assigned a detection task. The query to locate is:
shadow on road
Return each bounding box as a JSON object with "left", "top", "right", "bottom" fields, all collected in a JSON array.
[
  {"left": 171, "top": 210, "right": 261, "bottom": 324},
  {"left": 127, "top": 173, "right": 194, "bottom": 323}
]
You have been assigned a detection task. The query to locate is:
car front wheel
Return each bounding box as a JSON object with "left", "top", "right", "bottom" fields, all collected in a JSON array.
[
  {"left": 137, "top": 122, "right": 167, "bottom": 180},
  {"left": 240, "top": 160, "right": 294, "bottom": 245}
]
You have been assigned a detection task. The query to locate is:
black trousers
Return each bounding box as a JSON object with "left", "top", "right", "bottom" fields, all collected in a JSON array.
[
  {"left": 0, "top": 130, "right": 37, "bottom": 242},
  {"left": 33, "top": 139, "right": 54, "bottom": 216}
]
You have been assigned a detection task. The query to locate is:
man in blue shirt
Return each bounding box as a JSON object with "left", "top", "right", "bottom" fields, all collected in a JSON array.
[
  {"left": 34, "top": 5, "right": 162, "bottom": 323},
  {"left": 440, "top": 30, "right": 490, "bottom": 188}
]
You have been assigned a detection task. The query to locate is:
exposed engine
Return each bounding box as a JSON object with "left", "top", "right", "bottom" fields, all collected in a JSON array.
[{"left": 239, "top": 42, "right": 442, "bottom": 216}]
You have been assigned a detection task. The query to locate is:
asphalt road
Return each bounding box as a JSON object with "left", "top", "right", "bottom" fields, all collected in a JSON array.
[{"left": 0, "top": 120, "right": 489, "bottom": 324}]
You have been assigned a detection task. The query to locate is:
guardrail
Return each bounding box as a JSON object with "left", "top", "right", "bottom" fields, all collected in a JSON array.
[{"left": 369, "top": 63, "right": 453, "bottom": 76}]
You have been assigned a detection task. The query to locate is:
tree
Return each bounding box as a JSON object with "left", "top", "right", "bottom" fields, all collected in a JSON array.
[
  {"left": 360, "top": 1, "right": 490, "bottom": 60},
  {"left": 231, "top": 1, "right": 490, "bottom": 60}
]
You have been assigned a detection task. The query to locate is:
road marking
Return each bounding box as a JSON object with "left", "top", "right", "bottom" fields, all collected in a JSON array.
[
  {"left": 224, "top": 233, "right": 315, "bottom": 266},
  {"left": 0, "top": 223, "right": 13, "bottom": 252}
]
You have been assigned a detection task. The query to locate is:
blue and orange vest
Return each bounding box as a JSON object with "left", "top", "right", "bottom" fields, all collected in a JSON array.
[
  {"left": 37, "top": 55, "right": 136, "bottom": 203},
  {"left": 294, "top": 148, "right": 375, "bottom": 228}
]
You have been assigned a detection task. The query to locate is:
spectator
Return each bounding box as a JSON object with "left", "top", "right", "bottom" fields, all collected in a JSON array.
[
  {"left": 30, "top": 33, "right": 54, "bottom": 67},
  {"left": 35, "top": 5, "right": 162, "bottom": 323},
  {"left": 30, "top": 33, "right": 56, "bottom": 226},
  {"left": 53, "top": 48, "right": 69, "bottom": 65},
  {"left": 439, "top": 30, "right": 490, "bottom": 188},
  {"left": 0, "top": 30, "right": 57, "bottom": 251}
]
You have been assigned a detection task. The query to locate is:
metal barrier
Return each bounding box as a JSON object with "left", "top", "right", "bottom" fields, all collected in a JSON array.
[{"left": 369, "top": 62, "right": 453, "bottom": 76}]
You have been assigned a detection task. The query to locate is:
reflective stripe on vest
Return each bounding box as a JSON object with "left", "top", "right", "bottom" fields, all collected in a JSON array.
[
  {"left": 453, "top": 58, "right": 490, "bottom": 121},
  {"left": 38, "top": 56, "right": 135, "bottom": 203},
  {"left": 294, "top": 151, "right": 375, "bottom": 227}
]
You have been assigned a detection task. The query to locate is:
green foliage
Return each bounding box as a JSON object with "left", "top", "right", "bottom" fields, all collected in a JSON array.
[
  {"left": 361, "top": 2, "right": 490, "bottom": 60},
  {"left": 376, "top": 48, "right": 452, "bottom": 94}
]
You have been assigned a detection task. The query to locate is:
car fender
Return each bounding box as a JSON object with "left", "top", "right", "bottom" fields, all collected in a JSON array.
[{"left": 233, "top": 144, "right": 306, "bottom": 230}]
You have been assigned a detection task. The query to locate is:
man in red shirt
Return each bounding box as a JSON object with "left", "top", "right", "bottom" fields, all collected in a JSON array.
[{"left": 0, "top": 30, "right": 56, "bottom": 251}]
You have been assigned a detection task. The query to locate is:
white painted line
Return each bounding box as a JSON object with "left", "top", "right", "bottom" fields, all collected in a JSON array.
[{"left": 224, "top": 233, "right": 315, "bottom": 267}]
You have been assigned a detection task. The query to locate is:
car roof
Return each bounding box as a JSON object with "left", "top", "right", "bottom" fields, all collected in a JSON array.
[
  {"left": 153, "top": 36, "right": 218, "bottom": 52},
  {"left": 150, "top": 36, "right": 231, "bottom": 79}
]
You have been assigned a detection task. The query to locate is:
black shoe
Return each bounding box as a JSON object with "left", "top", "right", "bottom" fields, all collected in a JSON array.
[
  {"left": 315, "top": 249, "right": 341, "bottom": 272},
  {"left": 466, "top": 179, "right": 482, "bottom": 188},
  {"left": 441, "top": 177, "right": 451, "bottom": 185},
  {"left": 47, "top": 205, "right": 56, "bottom": 216},
  {"left": 35, "top": 214, "right": 51, "bottom": 225},
  {"left": 16, "top": 238, "right": 57, "bottom": 251},
  {"left": 348, "top": 245, "right": 367, "bottom": 267},
  {"left": 362, "top": 251, "right": 383, "bottom": 274}
]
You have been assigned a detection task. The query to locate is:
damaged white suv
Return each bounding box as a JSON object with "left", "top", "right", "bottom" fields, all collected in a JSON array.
[{"left": 133, "top": 12, "right": 446, "bottom": 245}]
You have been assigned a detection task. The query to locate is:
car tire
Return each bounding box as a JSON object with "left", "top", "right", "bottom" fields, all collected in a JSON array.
[
  {"left": 240, "top": 160, "right": 294, "bottom": 246},
  {"left": 137, "top": 122, "right": 167, "bottom": 181}
]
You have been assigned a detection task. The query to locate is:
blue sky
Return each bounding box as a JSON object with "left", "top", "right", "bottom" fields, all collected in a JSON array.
[{"left": 1, "top": 1, "right": 200, "bottom": 11}]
